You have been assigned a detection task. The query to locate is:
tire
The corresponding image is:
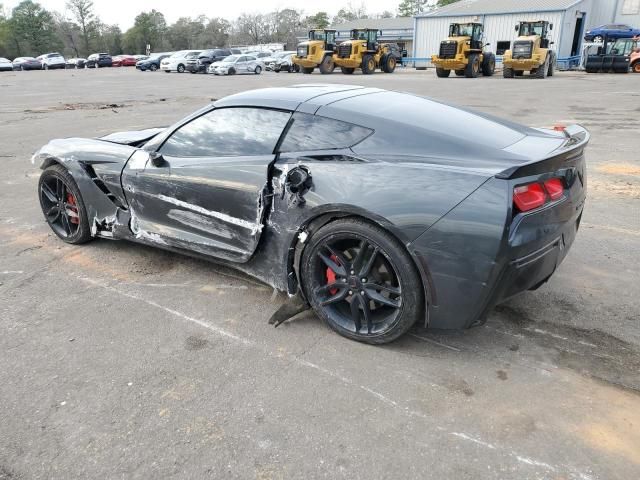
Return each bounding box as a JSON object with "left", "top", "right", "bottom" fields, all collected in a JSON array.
[
  {"left": 319, "top": 55, "right": 335, "bottom": 74},
  {"left": 341, "top": 67, "right": 354, "bottom": 74},
  {"left": 465, "top": 54, "right": 481, "bottom": 78},
  {"left": 632, "top": 61, "right": 640, "bottom": 73},
  {"left": 38, "top": 164, "right": 92, "bottom": 245},
  {"left": 361, "top": 54, "right": 376, "bottom": 74},
  {"left": 503, "top": 66, "right": 514, "bottom": 78},
  {"left": 177, "top": 64, "right": 185, "bottom": 73},
  {"left": 20, "top": 65, "right": 24, "bottom": 71},
  {"left": 302, "top": 66, "right": 314, "bottom": 74},
  {"left": 381, "top": 54, "right": 397, "bottom": 73},
  {"left": 228, "top": 67, "right": 236, "bottom": 75},
  {"left": 436, "top": 67, "right": 450, "bottom": 77},
  {"left": 254, "top": 65, "right": 262, "bottom": 74},
  {"left": 454, "top": 69, "right": 465, "bottom": 76},
  {"left": 548, "top": 52, "right": 555, "bottom": 76},
  {"left": 301, "top": 218, "right": 423, "bottom": 345},
  {"left": 481, "top": 53, "right": 495, "bottom": 76},
  {"left": 535, "top": 55, "right": 549, "bottom": 78},
  {"left": 150, "top": 64, "right": 158, "bottom": 71},
  {"left": 515, "top": 70, "right": 524, "bottom": 76},
  {"left": 44, "top": 64, "right": 49, "bottom": 70}
]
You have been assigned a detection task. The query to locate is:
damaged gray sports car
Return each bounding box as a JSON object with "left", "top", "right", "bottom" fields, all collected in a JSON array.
[{"left": 34, "top": 85, "right": 588, "bottom": 344}]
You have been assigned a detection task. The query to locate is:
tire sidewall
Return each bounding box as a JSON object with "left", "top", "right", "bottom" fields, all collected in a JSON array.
[{"left": 301, "top": 219, "right": 422, "bottom": 344}]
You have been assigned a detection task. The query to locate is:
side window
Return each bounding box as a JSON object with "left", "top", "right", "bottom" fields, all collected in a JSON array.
[
  {"left": 161, "top": 108, "right": 291, "bottom": 158},
  {"left": 279, "top": 113, "right": 373, "bottom": 152},
  {"left": 496, "top": 41, "right": 510, "bottom": 55}
]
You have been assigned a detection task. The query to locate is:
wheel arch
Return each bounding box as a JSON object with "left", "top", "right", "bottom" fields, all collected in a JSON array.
[{"left": 286, "top": 209, "right": 433, "bottom": 326}]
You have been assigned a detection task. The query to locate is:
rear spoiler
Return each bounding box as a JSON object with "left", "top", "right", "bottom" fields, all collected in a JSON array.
[{"left": 496, "top": 124, "right": 589, "bottom": 180}]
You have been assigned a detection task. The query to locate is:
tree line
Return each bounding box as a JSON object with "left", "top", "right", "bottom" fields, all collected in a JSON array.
[{"left": 0, "top": 0, "right": 460, "bottom": 59}]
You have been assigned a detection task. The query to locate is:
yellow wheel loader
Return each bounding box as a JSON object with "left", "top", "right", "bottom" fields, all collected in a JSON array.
[
  {"left": 431, "top": 23, "right": 496, "bottom": 78},
  {"left": 503, "top": 21, "right": 556, "bottom": 78},
  {"left": 293, "top": 29, "right": 337, "bottom": 74},
  {"left": 333, "top": 28, "right": 399, "bottom": 75}
]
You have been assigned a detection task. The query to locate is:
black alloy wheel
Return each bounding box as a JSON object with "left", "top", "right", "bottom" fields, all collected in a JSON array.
[
  {"left": 177, "top": 64, "right": 185, "bottom": 73},
  {"left": 302, "top": 219, "right": 422, "bottom": 344},
  {"left": 38, "top": 165, "right": 91, "bottom": 244}
]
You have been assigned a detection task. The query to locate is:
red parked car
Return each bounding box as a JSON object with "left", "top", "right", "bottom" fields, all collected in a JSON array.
[{"left": 112, "top": 55, "right": 137, "bottom": 67}]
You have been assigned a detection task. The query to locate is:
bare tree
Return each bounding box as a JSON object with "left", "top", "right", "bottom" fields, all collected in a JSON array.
[{"left": 66, "top": 0, "right": 94, "bottom": 55}]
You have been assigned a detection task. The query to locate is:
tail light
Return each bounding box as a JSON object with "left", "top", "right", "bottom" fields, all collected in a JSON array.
[{"left": 513, "top": 178, "right": 565, "bottom": 213}]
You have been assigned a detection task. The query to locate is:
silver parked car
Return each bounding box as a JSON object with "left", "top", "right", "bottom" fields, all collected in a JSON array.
[{"left": 208, "top": 55, "right": 264, "bottom": 75}]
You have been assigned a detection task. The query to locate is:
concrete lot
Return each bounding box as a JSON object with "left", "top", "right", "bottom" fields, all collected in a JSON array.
[{"left": 0, "top": 67, "right": 639, "bottom": 479}]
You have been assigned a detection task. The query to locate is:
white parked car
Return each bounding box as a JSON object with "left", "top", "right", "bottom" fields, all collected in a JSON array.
[
  {"left": 208, "top": 55, "right": 264, "bottom": 75},
  {"left": 37, "top": 52, "right": 66, "bottom": 70},
  {"left": 0, "top": 57, "right": 13, "bottom": 71},
  {"left": 160, "top": 50, "right": 201, "bottom": 73}
]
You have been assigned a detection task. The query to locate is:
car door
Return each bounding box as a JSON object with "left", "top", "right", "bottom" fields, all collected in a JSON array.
[
  {"left": 121, "top": 107, "right": 292, "bottom": 262},
  {"left": 235, "top": 56, "right": 248, "bottom": 73}
]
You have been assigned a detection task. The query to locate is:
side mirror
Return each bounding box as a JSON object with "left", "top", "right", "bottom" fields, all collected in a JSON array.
[
  {"left": 550, "top": 41, "right": 555, "bottom": 45},
  {"left": 515, "top": 25, "right": 519, "bottom": 32},
  {"left": 485, "top": 42, "right": 491, "bottom": 46},
  {"left": 150, "top": 151, "right": 165, "bottom": 167},
  {"left": 550, "top": 23, "right": 554, "bottom": 30}
]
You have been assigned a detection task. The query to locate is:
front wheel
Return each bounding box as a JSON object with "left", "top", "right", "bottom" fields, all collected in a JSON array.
[
  {"left": 301, "top": 218, "right": 423, "bottom": 344},
  {"left": 150, "top": 64, "right": 158, "bottom": 71},
  {"left": 177, "top": 64, "right": 185, "bottom": 73},
  {"left": 301, "top": 66, "right": 314, "bottom": 74},
  {"left": 361, "top": 54, "right": 376, "bottom": 74},
  {"left": 436, "top": 67, "right": 450, "bottom": 77},
  {"left": 38, "top": 164, "right": 92, "bottom": 244},
  {"left": 465, "top": 54, "right": 480, "bottom": 78},
  {"left": 319, "top": 55, "right": 335, "bottom": 74},
  {"left": 254, "top": 65, "right": 262, "bottom": 74}
]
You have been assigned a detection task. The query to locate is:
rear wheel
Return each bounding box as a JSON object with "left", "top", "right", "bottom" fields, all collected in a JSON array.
[
  {"left": 465, "top": 54, "right": 480, "bottom": 78},
  {"left": 548, "top": 53, "right": 556, "bottom": 76},
  {"left": 341, "top": 67, "right": 354, "bottom": 74},
  {"left": 362, "top": 54, "right": 376, "bottom": 74},
  {"left": 301, "top": 219, "right": 422, "bottom": 344},
  {"left": 150, "top": 64, "right": 158, "bottom": 71},
  {"left": 481, "top": 53, "right": 495, "bottom": 76},
  {"left": 177, "top": 64, "right": 185, "bottom": 73},
  {"left": 319, "top": 55, "right": 335, "bottom": 74},
  {"left": 228, "top": 67, "right": 236, "bottom": 75},
  {"left": 632, "top": 61, "right": 640, "bottom": 73},
  {"left": 254, "top": 65, "right": 262, "bottom": 74},
  {"left": 436, "top": 67, "right": 450, "bottom": 77},
  {"left": 38, "top": 165, "right": 92, "bottom": 244},
  {"left": 503, "top": 66, "right": 514, "bottom": 78}
]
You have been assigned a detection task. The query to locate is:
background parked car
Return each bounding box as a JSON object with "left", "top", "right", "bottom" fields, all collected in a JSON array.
[
  {"left": 209, "top": 55, "right": 264, "bottom": 75},
  {"left": 585, "top": 24, "right": 640, "bottom": 42},
  {"left": 161, "top": 50, "right": 201, "bottom": 73},
  {"left": 65, "top": 58, "right": 86, "bottom": 69},
  {"left": 136, "top": 53, "right": 170, "bottom": 71},
  {"left": 0, "top": 57, "right": 13, "bottom": 71},
  {"left": 264, "top": 51, "right": 295, "bottom": 70},
  {"left": 37, "top": 53, "right": 66, "bottom": 70},
  {"left": 273, "top": 54, "right": 300, "bottom": 73},
  {"left": 112, "top": 55, "right": 137, "bottom": 67},
  {"left": 12, "top": 57, "right": 42, "bottom": 71},
  {"left": 133, "top": 55, "right": 149, "bottom": 62},
  {"left": 86, "top": 53, "right": 112, "bottom": 68},
  {"left": 246, "top": 51, "right": 274, "bottom": 61},
  {"left": 186, "top": 48, "right": 232, "bottom": 73}
]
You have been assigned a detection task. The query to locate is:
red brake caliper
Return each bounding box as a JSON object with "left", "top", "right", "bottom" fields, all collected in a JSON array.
[
  {"left": 326, "top": 254, "right": 338, "bottom": 295},
  {"left": 66, "top": 193, "right": 79, "bottom": 224}
]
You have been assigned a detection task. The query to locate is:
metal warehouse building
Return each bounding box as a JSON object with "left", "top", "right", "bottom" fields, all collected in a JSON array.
[{"left": 413, "top": 0, "right": 640, "bottom": 67}]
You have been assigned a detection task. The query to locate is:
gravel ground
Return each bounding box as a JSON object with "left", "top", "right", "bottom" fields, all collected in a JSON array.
[{"left": 0, "top": 67, "right": 638, "bottom": 479}]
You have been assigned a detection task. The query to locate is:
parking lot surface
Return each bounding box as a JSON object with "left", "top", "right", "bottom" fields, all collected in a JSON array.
[{"left": 1, "top": 68, "right": 639, "bottom": 479}]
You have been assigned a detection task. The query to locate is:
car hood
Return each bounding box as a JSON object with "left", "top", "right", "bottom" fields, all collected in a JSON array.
[{"left": 100, "top": 127, "right": 166, "bottom": 146}]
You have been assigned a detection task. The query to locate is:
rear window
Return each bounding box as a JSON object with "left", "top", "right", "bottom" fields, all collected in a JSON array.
[{"left": 279, "top": 113, "right": 373, "bottom": 152}]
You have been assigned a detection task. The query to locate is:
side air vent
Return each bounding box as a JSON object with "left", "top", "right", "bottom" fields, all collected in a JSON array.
[{"left": 80, "top": 163, "right": 126, "bottom": 209}]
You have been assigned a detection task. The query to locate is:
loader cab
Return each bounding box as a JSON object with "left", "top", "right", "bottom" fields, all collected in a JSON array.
[
  {"left": 351, "top": 28, "right": 380, "bottom": 51},
  {"left": 516, "top": 21, "right": 553, "bottom": 48},
  {"left": 309, "top": 29, "right": 336, "bottom": 50},
  {"left": 449, "top": 23, "right": 484, "bottom": 49}
]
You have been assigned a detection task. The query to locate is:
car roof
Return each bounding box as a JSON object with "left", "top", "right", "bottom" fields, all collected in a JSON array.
[{"left": 213, "top": 84, "right": 375, "bottom": 111}]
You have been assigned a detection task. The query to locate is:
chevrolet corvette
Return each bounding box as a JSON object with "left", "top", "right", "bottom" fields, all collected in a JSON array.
[{"left": 34, "top": 85, "right": 588, "bottom": 344}]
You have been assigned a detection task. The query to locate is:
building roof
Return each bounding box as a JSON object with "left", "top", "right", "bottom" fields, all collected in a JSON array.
[
  {"left": 328, "top": 17, "right": 414, "bottom": 31},
  {"left": 416, "top": 0, "right": 583, "bottom": 17}
]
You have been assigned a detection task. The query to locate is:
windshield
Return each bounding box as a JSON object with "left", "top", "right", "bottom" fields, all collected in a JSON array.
[
  {"left": 309, "top": 31, "right": 325, "bottom": 40},
  {"left": 222, "top": 55, "right": 238, "bottom": 62},
  {"left": 353, "top": 30, "right": 368, "bottom": 40},
  {"left": 608, "top": 39, "right": 637, "bottom": 55},
  {"left": 451, "top": 24, "right": 474, "bottom": 37},
  {"left": 520, "top": 23, "right": 545, "bottom": 36}
]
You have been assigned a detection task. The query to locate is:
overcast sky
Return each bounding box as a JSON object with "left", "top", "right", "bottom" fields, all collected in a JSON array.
[{"left": 4, "top": 0, "right": 396, "bottom": 30}]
